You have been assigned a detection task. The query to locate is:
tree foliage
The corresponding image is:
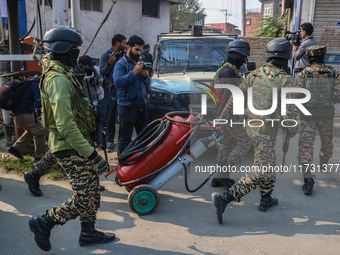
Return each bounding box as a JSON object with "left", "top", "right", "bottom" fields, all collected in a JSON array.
[
  {"left": 254, "top": 11, "right": 288, "bottom": 38},
  {"left": 170, "top": 0, "right": 206, "bottom": 31}
]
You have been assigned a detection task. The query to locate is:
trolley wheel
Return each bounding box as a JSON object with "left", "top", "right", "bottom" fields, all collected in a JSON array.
[{"left": 128, "top": 185, "right": 160, "bottom": 215}]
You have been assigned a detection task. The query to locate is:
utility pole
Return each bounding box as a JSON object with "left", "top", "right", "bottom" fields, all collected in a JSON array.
[
  {"left": 71, "top": 0, "right": 81, "bottom": 32},
  {"left": 241, "top": 0, "right": 246, "bottom": 37},
  {"left": 7, "top": 0, "right": 21, "bottom": 73},
  {"left": 220, "top": 9, "right": 232, "bottom": 34},
  {"left": 53, "top": 0, "right": 69, "bottom": 27}
]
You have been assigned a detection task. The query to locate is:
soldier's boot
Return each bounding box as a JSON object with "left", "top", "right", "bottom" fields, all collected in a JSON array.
[
  {"left": 24, "top": 172, "right": 43, "bottom": 196},
  {"left": 79, "top": 222, "right": 115, "bottom": 246},
  {"left": 302, "top": 178, "right": 314, "bottom": 195},
  {"left": 211, "top": 190, "right": 234, "bottom": 225},
  {"left": 28, "top": 211, "right": 57, "bottom": 251},
  {"left": 319, "top": 156, "right": 329, "bottom": 172},
  {"left": 258, "top": 194, "right": 278, "bottom": 212},
  {"left": 211, "top": 178, "right": 235, "bottom": 189}
]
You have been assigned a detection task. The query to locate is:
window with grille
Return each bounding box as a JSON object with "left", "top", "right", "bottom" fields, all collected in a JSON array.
[
  {"left": 142, "top": 0, "right": 159, "bottom": 18},
  {"left": 80, "top": 0, "right": 103, "bottom": 12},
  {"left": 42, "top": 0, "right": 103, "bottom": 12}
]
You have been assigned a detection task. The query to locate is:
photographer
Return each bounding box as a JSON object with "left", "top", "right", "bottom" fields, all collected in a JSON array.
[
  {"left": 113, "top": 35, "right": 150, "bottom": 155},
  {"left": 292, "top": 23, "right": 317, "bottom": 76},
  {"left": 99, "top": 34, "right": 127, "bottom": 152},
  {"left": 141, "top": 44, "right": 153, "bottom": 74}
]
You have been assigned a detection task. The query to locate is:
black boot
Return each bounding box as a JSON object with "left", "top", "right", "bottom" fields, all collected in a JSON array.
[
  {"left": 211, "top": 190, "right": 234, "bottom": 224},
  {"left": 79, "top": 222, "right": 115, "bottom": 246},
  {"left": 211, "top": 178, "right": 235, "bottom": 189},
  {"left": 319, "top": 156, "right": 329, "bottom": 172},
  {"left": 258, "top": 194, "right": 278, "bottom": 212},
  {"left": 28, "top": 211, "right": 57, "bottom": 251},
  {"left": 24, "top": 172, "right": 43, "bottom": 196},
  {"left": 302, "top": 178, "right": 314, "bottom": 195}
]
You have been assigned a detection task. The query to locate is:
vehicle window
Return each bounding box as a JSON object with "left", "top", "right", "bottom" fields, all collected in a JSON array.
[{"left": 156, "top": 38, "right": 231, "bottom": 73}]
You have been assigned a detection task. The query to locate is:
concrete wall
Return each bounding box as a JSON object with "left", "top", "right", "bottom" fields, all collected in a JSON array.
[
  {"left": 240, "top": 37, "right": 273, "bottom": 67},
  {"left": 25, "top": 0, "right": 171, "bottom": 60}
]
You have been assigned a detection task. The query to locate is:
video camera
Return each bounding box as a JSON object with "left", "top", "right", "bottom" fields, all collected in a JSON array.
[{"left": 285, "top": 30, "right": 302, "bottom": 46}]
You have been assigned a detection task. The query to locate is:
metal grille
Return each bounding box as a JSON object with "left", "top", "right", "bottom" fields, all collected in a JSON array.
[
  {"left": 80, "top": 0, "right": 103, "bottom": 12},
  {"left": 142, "top": 0, "right": 159, "bottom": 18}
]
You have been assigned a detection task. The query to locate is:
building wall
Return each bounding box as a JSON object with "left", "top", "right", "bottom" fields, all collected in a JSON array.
[
  {"left": 245, "top": 12, "right": 262, "bottom": 37},
  {"left": 240, "top": 37, "right": 273, "bottom": 67},
  {"left": 25, "top": 0, "right": 171, "bottom": 59},
  {"left": 205, "top": 23, "right": 241, "bottom": 35}
]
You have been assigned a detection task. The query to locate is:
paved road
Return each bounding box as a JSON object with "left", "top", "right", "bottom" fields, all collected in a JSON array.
[
  {"left": 1, "top": 106, "right": 340, "bottom": 254},
  {"left": 1, "top": 127, "right": 340, "bottom": 255}
]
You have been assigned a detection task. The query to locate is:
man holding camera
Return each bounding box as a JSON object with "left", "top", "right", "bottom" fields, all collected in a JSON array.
[
  {"left": 99, "top": 34, "right": 127, "bottom": 152},
  {"left": 113, "top": 35, "right": 150, "bottom": 155},
  {"left": 292, "top": 23, "right": 317, "bottom": 76}
]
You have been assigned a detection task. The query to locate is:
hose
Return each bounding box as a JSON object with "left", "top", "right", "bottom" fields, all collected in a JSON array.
[
  {"left": 179, "top": 157, "right": 214, "bottom": 193},
  {"left": 117, "top": 111, "right": 203, "bottom": 186}
]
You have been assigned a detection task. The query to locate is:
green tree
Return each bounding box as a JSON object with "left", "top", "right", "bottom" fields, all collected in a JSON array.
[
  {"left": 254, "top": 11, "right": 288, "bottom": 38},
  {"left": 170, "top": 0, "right": 205, "bottom": 31}
]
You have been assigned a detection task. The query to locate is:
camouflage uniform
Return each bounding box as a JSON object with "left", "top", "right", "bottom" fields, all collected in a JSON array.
[
  {"left": 223, "top": 63, "right": 297, "bottom": 201},
  {"left": 33, "top": 150, "right": 57, "bottom": 176},
  {"left": 39, "top": 56, "right": 99, "bottom": 224},
  {"left": 213, "top": 63, "right": 251, "bottom": 180},
  {"left": 296, "top": 61, "right": 340, "bottom": 178}
]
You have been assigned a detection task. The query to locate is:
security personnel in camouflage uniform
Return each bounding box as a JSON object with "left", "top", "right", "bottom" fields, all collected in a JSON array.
[
  {"left": 296, "top": 45, "right": 340, "bottom": 195},
  {"left": 28, "top": 27, "right": 115, "bottom": 251},
  {"left": 211, "top": 40, "right": 252, "bottom": 189},
  {"left": 212, "top": 38, "right": 298, "bottom": 224}
]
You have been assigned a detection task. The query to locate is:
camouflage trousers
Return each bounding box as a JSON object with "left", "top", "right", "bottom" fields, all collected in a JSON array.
[
  {"left": 229, "top": 128, "right": 276, "bottom": 202},
  {"left": 215, "top": 126, "right": 251, "bottom": 179},
  {"left": 33, "top": 150, "right": 57, "bottom": 176},
  {"left": 298, "top": 119, "right": 334, "bottom": 178},
  {"left": 48, "top": 154, "right": 100, "bottom": 224}
]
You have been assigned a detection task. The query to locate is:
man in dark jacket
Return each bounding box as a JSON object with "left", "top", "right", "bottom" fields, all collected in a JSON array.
[
  {"left": 99, "top": 34, "right": 127, "bottom": 152},
  {"left": 7, "top": 77, "right": 48, "bottom": 160}
]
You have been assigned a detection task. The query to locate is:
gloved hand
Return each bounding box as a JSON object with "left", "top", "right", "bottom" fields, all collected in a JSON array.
[{"left": 91, "top": 154, "right": 109, "bottom": 175}]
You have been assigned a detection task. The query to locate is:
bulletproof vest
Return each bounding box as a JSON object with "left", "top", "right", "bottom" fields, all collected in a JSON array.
[
  {"left": 212, "top": 62, "right": 241, "bottom": 86},
  {"left": 303, "top": 65, "right": 335, "bottom": 108},
  {"left": 245, "top": 66, "right": 287, "bottom": 121},
  {"left": 40, "top": 63, "right": 96, "bottom": 142}
]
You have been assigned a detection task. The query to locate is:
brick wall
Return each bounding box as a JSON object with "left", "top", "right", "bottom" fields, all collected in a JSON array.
[
  {"left": 240, "top": 37, "right": 275, "bottom": 67},
  {"left": 245, "top": 12, "right": 262, "bottom": 37}
]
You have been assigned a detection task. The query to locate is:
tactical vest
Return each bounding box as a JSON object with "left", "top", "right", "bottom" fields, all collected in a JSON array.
[
  {"left": 40, "top": 64, "right": 96, "bottom": 142},
  {"left": 245, "top": 66, "right": 287, "bottom": 121},
  {"left": 303, "top": 65, "right": 334, "bottom": 108},
  {"left": 212, "top": 62, "right": 241, "bottom": 87}
]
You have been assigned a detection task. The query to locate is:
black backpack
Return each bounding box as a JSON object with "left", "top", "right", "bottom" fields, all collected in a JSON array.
[{"left": 0, "top": 79, "right": 32, "bottom": 111}]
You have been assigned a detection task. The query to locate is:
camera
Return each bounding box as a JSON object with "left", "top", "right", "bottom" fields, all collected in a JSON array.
[
  {"left": 114, "top": 51, "right": 124, "bottom": 58},
  {"left": 285, "top": 31, "right": 302, "bottom": 46},
  {"left": 142, "top": 62, "right": 152, "bottom": 70}
]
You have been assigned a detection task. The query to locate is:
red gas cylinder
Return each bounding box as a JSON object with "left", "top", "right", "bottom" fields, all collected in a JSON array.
[{"left": 117, "top": 114, "right": 198, "bottom": 190}]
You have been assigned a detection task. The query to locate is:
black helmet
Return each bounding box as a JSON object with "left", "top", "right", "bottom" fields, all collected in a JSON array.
[
  {"left": 43, "top": 26, "right": 83, "bottom": 54},
  {"left": 227, "top": 39, "right": 250, "bottom": 57},
  {"left": 265, "top": 38, "right": 292, "bottom": 60}
]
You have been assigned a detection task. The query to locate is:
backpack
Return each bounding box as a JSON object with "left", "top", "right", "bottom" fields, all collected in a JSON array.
[{"left": 0, "top": 79, "right": 32, "bottom": 111}]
